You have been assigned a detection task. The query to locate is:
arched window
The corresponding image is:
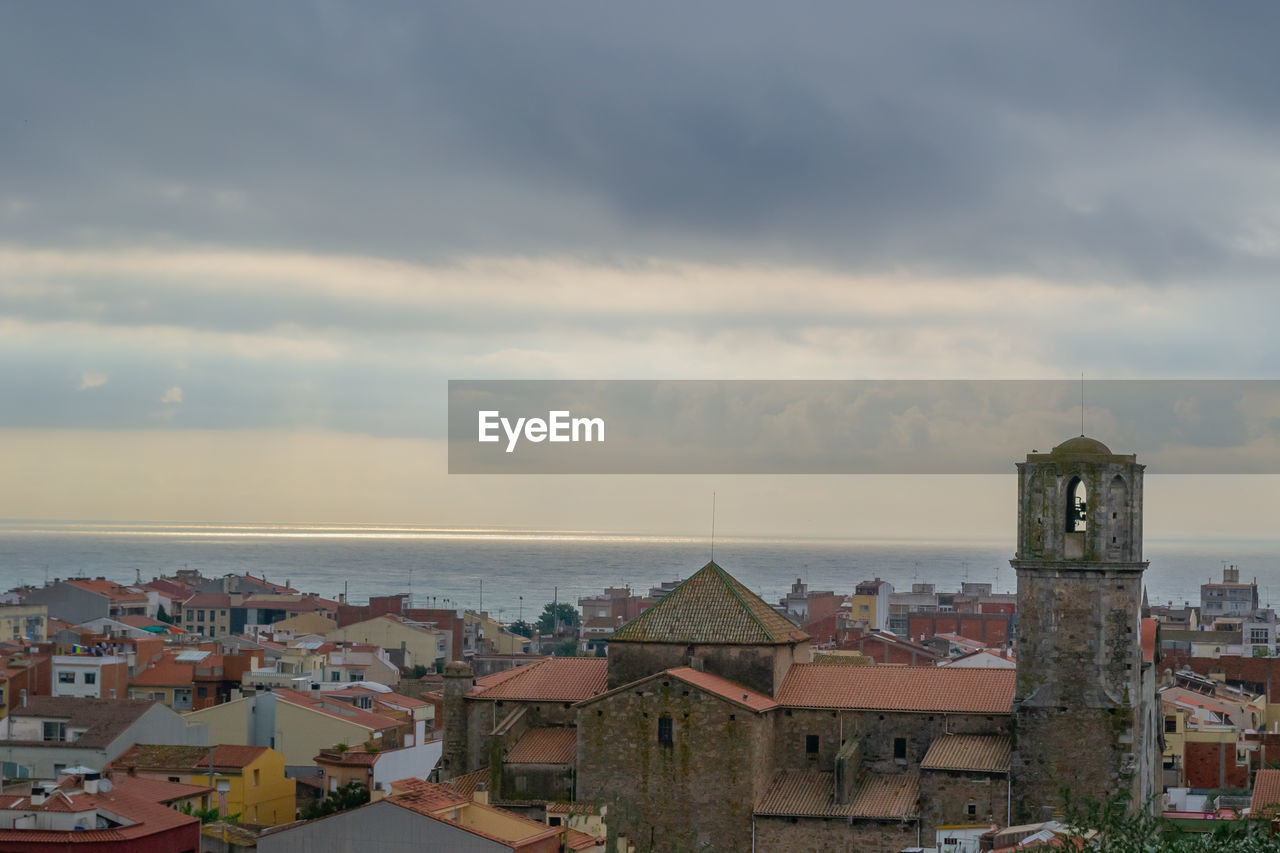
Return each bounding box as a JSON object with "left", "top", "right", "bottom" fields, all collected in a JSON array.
[{"left": 1066, "top": 477, "right": 1087, "bottom": 533}]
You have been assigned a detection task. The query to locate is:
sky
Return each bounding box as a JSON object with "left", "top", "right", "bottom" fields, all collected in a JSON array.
[{"left": 3, "top": 2, "right": 1280, "bottom": 539}]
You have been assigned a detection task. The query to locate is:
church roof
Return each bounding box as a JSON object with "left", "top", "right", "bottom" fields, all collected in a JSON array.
[
  {"left": 755, "top": 770, "right": 919, "bottom": 819},
  {"left": 920, "top": 734, "right": 1010, "bottom": 773},
  {"left": 776, "top": 664, "right": 1014, "bottom": 713},
  {"left": 1050, "top": 435, "right": 1113, "bottom": 456},
  {"left": 608, "top": 562, "right": 810, "bottom": 646}
]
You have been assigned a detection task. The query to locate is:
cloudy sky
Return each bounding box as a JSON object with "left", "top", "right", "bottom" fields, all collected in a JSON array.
[{"left": 3, "top": 2, "right": 1279, "bottom": 538}]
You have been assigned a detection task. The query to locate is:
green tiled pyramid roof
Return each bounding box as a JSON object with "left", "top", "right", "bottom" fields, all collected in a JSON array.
[{"left": 609, "top": 561, "right": 810, "bottom": 645}]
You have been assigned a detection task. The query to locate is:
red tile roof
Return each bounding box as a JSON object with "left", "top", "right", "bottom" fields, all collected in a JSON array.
[
  {"left": 566, "top": 827, "right": 601, "bottom": 850},
  {"left": 130, "top": 654, "right": 201, "bottom": 687},
  {"left": 437, "top": 768, "right": 489, "bottom": 800},
  {"left": 1141, "top": 617, "right": 1157, "bottom": 664},
  {"left": 921, "top": 735, "right": 1011, "bottom": 773},
  {"left": 112, "top": 743, "right": 268, "bottom": 771},
  {"left": 776, "top": 664, "right": 1015, "bottom": 713},
  {"left": 386, "top": 777, "right": 470, "bottom": 814},
  {"left": 0, "top": 787, "right": 199, "bottom": 843},
  {"left": 109, "top": 774, "right": 213, "bottom": 803},
  {"left": 66, "top": 579, "right": 149, "bottom": 603},
  {"left": 505, "top": 728, "right": 577, "bottom": 764},
  {"left": 275, "top": 689, "right": 402, "bottom": 730},
  {"left": 665, "top": 667, "right": 778, "bottom": 712},
  {"left": 385, "top": 779, "right": 563, "bottom": 846},
  {"left": 183, "top": 593, "right": 232, "bottom": 608},
  {"left": 755, "top": 770, "right": 919, "bottom": 819},
  {"left": 470, "top": 657, "right": 608, "bottom": 702},
  {"left": 1252, "top": 769, "right": 1280, "bottom": 817},
  {"left": 4, "top": 697, "right": 159, "bottom": 748},
  {"left": 610, "top": 562, "right": 810, "bottom": 645}
]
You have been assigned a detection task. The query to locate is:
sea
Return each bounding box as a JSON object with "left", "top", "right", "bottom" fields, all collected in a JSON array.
[{"left": 1, "top": 520, "right": 1278, "bottom": 621}]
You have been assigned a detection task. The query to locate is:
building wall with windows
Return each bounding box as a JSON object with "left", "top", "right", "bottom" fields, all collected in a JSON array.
[
  {"left": 51, "top": 655, "right": 128, "bottom": 700},
  {"left": 577, "top": 678, "right": 775, "bottom": 853},
  {"left": 0, "top": 604, "right": 47, "bottom": 643}
]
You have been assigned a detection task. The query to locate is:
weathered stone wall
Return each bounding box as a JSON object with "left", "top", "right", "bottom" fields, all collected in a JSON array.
[
  {"left": 753, "top": 815, "right": 919, "bottom": 853},
  {"left": 606, "top": 642, "right": 689, "bottom": 690},
  {"left": 1015, "top": 456, "right": 1143, "bottom": 565},
  {"left": 1011, "top": 446, "right": 1150, "bottom": 822},
  {"left": 440, "top": 661, "right": 473, "bottom": 779},
  {"left": 606, "top": 641, "right": 790, "bottom": 697},
  {"left": 771, "top": 709, "right": 1009, "bottom": 776},
  {"left": 577, "top": 679, "right": 774, "bottom": 852},
  {"left": 461, "top": 698, "right": 581, "bottom": 776},
  {"left": 919, "top": 770, "right": 1009, "bottom": 841},
  {"left": 1012, "top": 707, "right": 1128, "bottom": 820},
  {"left": 500, "top": 762, "right": 574, "bottom": 803}
]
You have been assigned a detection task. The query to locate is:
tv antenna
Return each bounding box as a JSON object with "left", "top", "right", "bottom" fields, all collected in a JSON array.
[
  {"left": 1080, "top": 372, "right": 1085, "bottom": 435},
  {"left": 710, "top": 492, "right": 716, "bottom": 562}
]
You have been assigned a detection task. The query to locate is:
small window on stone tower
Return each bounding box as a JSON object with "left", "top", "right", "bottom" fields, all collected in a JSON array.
[
  {"left": 893, "top": 737, "right": 907, "bottom": 760},
  {"left": 806, "top": 734, "right": 819, "bottom": 757},
  {"left": 1067, "top": 477, "right": 1087, "bottom": 532},
  {"left": 658, "top": 715, "right": 673, "bottom": 747}
]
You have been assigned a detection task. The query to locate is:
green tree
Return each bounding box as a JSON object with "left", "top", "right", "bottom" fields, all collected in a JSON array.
[
  {"left": 178, "top": 801, "right": 237, "bottom": 824},
  {"left": 300, "top": 781, "right": 370, "bottom": 820},
  {"left": 508, "top": 619, "right": 534, "bottom": 638},
  {"left": 555, "top": 638, "right": 579, "bottom": 657},
  {"left": 1062, "top": 789, "right": 1270, "bottom": 852},
  {"left": 537, "top": 602, "right": 580, "bottom": 635},
  {"left": 409, "top": 664, "right": 431, "bottom": 679},
  {"left": 156, "top": 604, "right": 173, "bottom": 624}
]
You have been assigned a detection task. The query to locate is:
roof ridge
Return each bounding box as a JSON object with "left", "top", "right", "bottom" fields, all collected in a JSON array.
[{"left": 712, "top": 562, "right": 776, "bottom": 643}]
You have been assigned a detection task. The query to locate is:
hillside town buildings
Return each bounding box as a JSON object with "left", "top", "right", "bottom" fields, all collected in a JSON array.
[{"left": 3, "top": 435, "right": 1280, "bottom": 849}]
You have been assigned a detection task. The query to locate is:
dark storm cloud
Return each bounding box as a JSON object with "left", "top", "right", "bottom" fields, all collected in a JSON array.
[{"left": 4, "top": 2, "right": 1280, "bottom": 281}]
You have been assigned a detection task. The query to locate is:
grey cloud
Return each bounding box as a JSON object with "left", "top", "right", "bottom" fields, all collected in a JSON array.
[{"left": 3, "top": 3, "right": 1280, "bottom": 282}]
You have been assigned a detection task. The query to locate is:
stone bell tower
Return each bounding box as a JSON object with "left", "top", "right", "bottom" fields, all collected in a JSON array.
[{"left": 1010, "top": 435, "right": 1153, "bottom": 820}]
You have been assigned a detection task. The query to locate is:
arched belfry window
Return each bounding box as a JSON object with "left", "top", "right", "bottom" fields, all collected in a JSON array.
[{"left": 1066, "top": 477, "right": 1087, "bottom": 533}]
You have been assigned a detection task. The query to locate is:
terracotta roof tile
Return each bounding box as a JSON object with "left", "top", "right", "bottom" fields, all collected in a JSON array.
[
  {"left": 109, "top": 774, "right": 213, "bottom": 803},
  {"left": 1252, "top": 769, "right": 1280, "bottom": 817},
  {"left": 66, "top": 579, "right": 148, "bottom": 603},
  {"left": 438, "top": 768, "right": 489, "bottom": 800},
  {"left": 755, "top": 770, "right": 919, "bottom": 819},
  {"left": 4, "top": 697, "right": 159, "bottom": 749},
  {"left": 112, "top": 743, "right": 268, "bottom": 771},
  {"left": 566, "top": 827, "right": 601, "bottom": 850},
  {"left": 130, "top": 655, "right": 200, "bottom": 687},
  {"left": 0, "top": 787, "right": 199, "bottom": 843},
  {"left": 776, "top": 664, "right": 1015, "bottom": 714},
  {"left": 386, "top": 777, "right": 470, "bottom": 815},
  {"left": 275, "top": 689, "right": 403, "bottom": 730},
  {"left": 1141, "top": 617, "right": 1157, "bottom": 664},
  {"left": 665, "top": 667, "right": 778, "bottom": 712},
  {"left": 471, "top": 658, "right": 607, "bottom": 702},
  {"left": 610, "top": 562, "right": 809, "bottom": 646},
  {"left": 183, "top": 593, "right": 233, "bottom": 608},
  {"left": 921, "top": 735, "right": 1011, "bottom": 773},
  {"left": 506, "top": 728, "right": 577, "bottom": 764}
]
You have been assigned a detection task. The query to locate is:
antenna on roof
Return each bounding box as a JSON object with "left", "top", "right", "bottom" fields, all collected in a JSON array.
[
  {"left": 1080, "top": 372, "right": 1085, "bottom": 435},
  {"left": 710, "top": 492, "right": 716, "bottom": 562}
]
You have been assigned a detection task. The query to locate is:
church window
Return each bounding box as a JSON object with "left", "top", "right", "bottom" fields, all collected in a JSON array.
[
  {"left": 1067, "top": 477, "right": 1087, "bottom": 532},
  {"left": 893, "top": 738, "right": 907, "bottom": 760},
  {"left": 658, "top": 715, "right": 673, "bottom": 747},
  {"left": 806, "top": 735, "right": 819, "bottom": 757},
  {"left": 966, "top": 802, "right": 977, "bottom": 817}
]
